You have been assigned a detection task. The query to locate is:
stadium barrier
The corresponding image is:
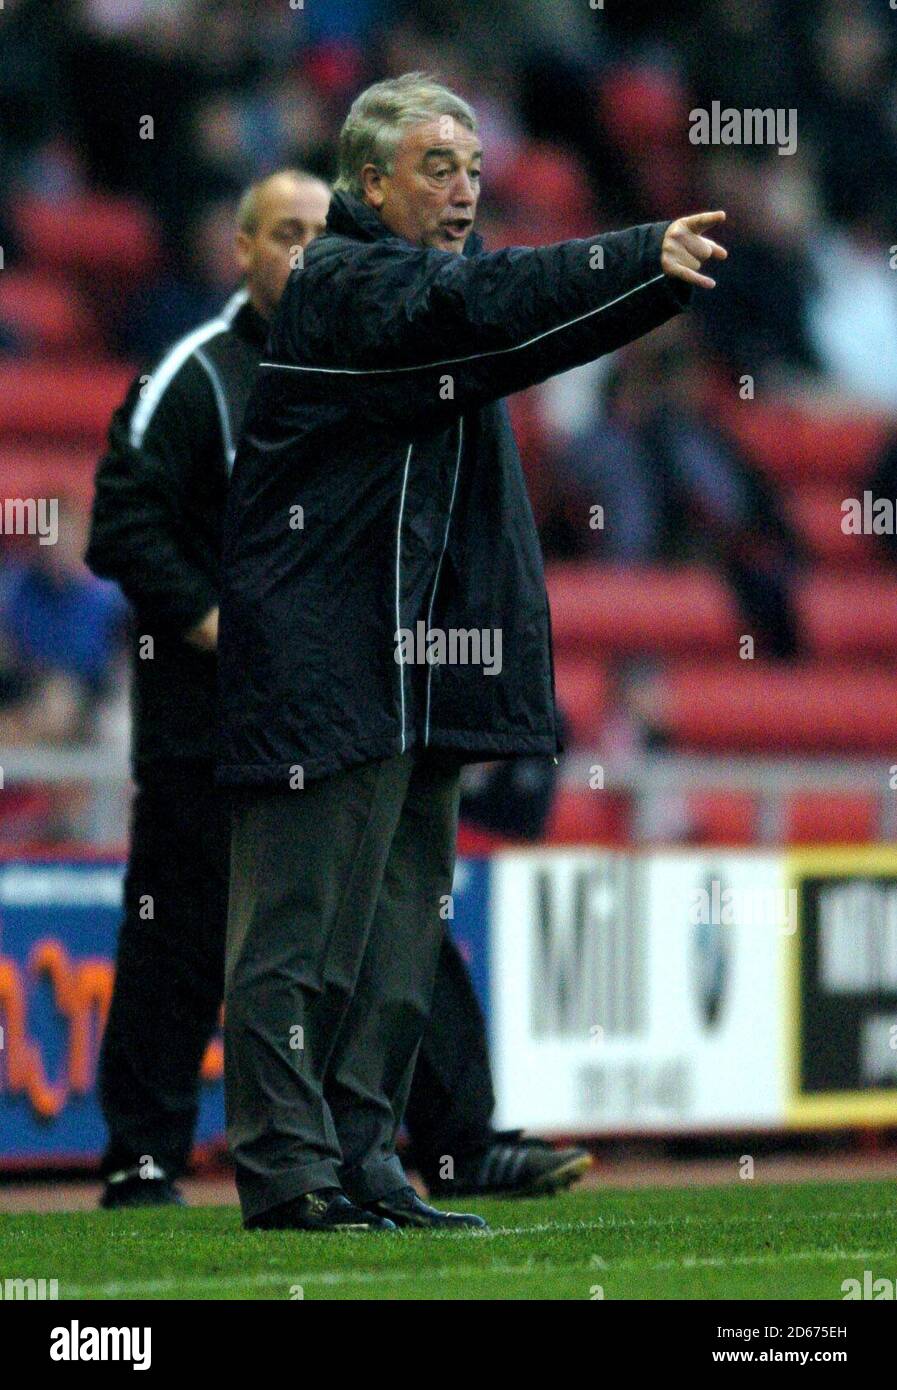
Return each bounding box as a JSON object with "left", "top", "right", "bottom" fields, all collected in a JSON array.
[
  {"left": 1, "top": 841, "right": 896, "bottom": 1166},
  {"left": 489, "top": 845, "right": 897, "bottom": 1133}
]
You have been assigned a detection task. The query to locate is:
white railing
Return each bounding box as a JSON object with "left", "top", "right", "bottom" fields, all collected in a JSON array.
[
  {"left": 1, "top": 746, "right": 895, "bottom": 845},
  {"left": 564, "top": 753, "right": 897, "bottom": 842}
]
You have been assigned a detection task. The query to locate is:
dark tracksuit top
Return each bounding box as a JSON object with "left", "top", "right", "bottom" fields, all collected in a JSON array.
[
  {"left": 218, "top": 192, "right": 691, "bottom": 788},
  {"left": 86, "top": 290, "right": 268, "bottom": 781}
]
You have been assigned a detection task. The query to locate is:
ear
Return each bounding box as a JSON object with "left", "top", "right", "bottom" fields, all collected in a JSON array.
[
  {"left": 235, "top": 231, "right": 252, "bottom": 274},
  {"left": 360, "top": 163, "right": 386, "bottom": 208}
]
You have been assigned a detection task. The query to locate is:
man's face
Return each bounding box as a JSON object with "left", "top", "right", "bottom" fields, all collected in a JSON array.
[
  {"left": 362, "top": 118, "right": 481, "bottom": 254},
  {"left": 237, "top": 175, "right": 330, "bottom": 319}
]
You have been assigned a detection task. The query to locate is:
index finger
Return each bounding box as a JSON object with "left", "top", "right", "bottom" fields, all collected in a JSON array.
[{"left": 682, "top": 210, "right": 727, "bottom": 231}]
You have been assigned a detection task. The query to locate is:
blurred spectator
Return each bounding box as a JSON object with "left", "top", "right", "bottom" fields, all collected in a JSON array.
[
  {"left": 867, "top": 433, "right": 897, "bottom": 568},
  {"left": 66, "top": 0, "right": 205, "bottom": 237},
  {"left": 191, "top": 81, "right": 333, "bottom": 197},
  {"left": 554, "top": 323, "right": 803, "bottom": 658},
  {"left": 801, "top": 1, "right": 897, "bottom": 234},
  {"left": 394, "top": 0, "right": 596, "bottom": 65},
  {"left": 68, "top": 1, "right": 295, "bottom": 246},
  {"left": 118, "top": 198, "right": 241, "bottom": 358},
  {"left": 0, "top": 499, "right": 126, "bottom": 746},
  {"left": 683, "top": 0, "right": 800, "bottom": 115},
  {"left": 0, "top": 0, "right": 70, "bottom": 261},
  {"left": 806, "top": 206, "right": 897, "bottom": 411},
  {"left": 540, "top": 152, "right": 827, "bottom": 437},
  {"left": 691, "top": 153, "right": 823, "bottom": 391},
  {"left": 0, "top": 319, "right": 21, "bottom": 354}
]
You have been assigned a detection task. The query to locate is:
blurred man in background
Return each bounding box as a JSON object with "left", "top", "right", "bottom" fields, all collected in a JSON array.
[
  {"left": 86, "top": 168, "right": 325, "bottom": 1210},
  {"left": 556, "top": 322, "right": 802, "bottom": 658},
  {"left": 87, "top": 165, "right": 590, "bottom": 1212}
]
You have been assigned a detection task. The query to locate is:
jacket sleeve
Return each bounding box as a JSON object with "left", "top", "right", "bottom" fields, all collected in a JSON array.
[
  {"left": 286, "top": 220, "right": 690, "bottom": 432},
  {"left": 85, "top": 359, "right": 221, "bottom": 633}
]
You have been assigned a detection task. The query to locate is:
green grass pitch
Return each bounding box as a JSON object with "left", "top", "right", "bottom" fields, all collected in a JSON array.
[{"left": 2, "top": 1181, "right": 895, "bottom": 1300}]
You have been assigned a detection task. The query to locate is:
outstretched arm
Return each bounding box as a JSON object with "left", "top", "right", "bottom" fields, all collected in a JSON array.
[{"left": 282, "top": 211, "right": 728, "bottom": 431}]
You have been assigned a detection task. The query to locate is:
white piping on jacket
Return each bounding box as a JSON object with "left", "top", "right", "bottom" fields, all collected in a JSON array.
[
  {"left": 128, "top": 288, "right": 247, "bottom": 447},
  {"left": 257, "top": 273, "right": 667, "bottom": 379},
  {"left": 424, "top": 416, "right": 464, "bottom": 745},
  {"left": 194, "top": 346, "right": 237, "bottom": 472},
  {"left": 394, "top": 443, "right": 414, "bottom": 752}
]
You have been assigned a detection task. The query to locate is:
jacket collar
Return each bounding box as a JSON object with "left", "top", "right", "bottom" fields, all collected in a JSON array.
[
  {"left": 325, "top": 189, "right": 483, "bottom": 257},
  {"left": 233, "top": 297, "right": 270, "bottom": 349}
]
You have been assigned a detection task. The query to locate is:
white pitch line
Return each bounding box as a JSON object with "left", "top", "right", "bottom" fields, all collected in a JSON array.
[
  {"left": 487, "top": 1211, "right": 897, "bottom": 1237},
  {"left": 630, "top": 1248, "right": 893, "bottom": 1274},
  {"left": 63, "top": 1264, "right": 540, "bottom": 1299},
  {"left": 61, "top": 1248, "right": 894, "bottom": 1299}
]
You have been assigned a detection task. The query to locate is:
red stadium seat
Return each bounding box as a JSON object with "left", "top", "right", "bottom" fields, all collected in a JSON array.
[
  {"left": 785, "top": 793, "right": 878, "bottom": 844},
  {"left": 0, "top": 787, "right": 56, "bottom": 843},
  {"left": 1, "top": 446, "right": 100, "bottom": 509},
  {"left": 715, "top": 398, "right": 890, "bottom": 484},
  {"left": 799, "top": 573, "right": 897, "bottom": 658},
  {"left": 546, "top": 566, "right": 897, "bottom": 664},
  {"left": 13, "top": 194, "right": 161, "bottom": 281},
  {"left": 543, "top": 786, "right": 630, "bottom": 845},
  {"left": 597, "top": 66, "right": 692, "bottom": 210},
  {"left": 661, "top": 661, "right": 897, "bottom": 754},
  {"left": 686, "top": 791, "right": 759, "bottom": 845},
  {"left": 489, "top": 141, "right": 595, "bottom": 239},
  {"left": 552, "top": 654, "right": 610, "bottom": 745},
  {"left": 0, "top": 272, "right": 103, "bottom": 356},
  {"left": 506, "top": 391, "right": 552, "bottom": 524},
  {"left": 0, "top": 361, "right": 132, "bottom": 444},
  {"left": 599, "top": 65, "right": 689, "bottom": 148},
  {"left": 786, "top": 484, "right": 884, "bottom": 568},
  {"left": 684, "top": 791, "right": 879, "bottom": 846},
  {"left": 547, "top": 563, "right": 739, "bottom": 658},
  {"left": 303, "top": 39, "right": 364, "bottom": 97},
  {"left": 456, "top": 823, "right": 510, "bottom": 854}
]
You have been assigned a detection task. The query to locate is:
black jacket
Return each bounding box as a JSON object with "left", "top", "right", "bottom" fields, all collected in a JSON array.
[
  {"left": 217, "top": 193, "right": 690, "bottom": 787},
  {"left": 86, "top": 291, "right": 268, "bottom": 778}
]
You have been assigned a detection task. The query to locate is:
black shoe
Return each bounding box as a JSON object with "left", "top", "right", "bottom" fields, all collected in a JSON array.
[
  {"left": 364, "top": 1186, "right": 487, "bottom": 1230},
  {"left": 245, "top": 1188, "right": 396, "bottom": 1232},
  {"left": 429, "top": 1133, "right": 592, "bottom": 1199},
  {"left": 100, "top": 1163, "right": 185, "bottom": 1210}
]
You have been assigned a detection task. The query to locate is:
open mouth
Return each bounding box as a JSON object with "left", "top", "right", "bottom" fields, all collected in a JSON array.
[{"left": 441, "top": 219, "right": 473, "bottom": 241}]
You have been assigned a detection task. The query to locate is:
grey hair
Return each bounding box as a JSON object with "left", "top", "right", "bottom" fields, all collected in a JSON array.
[
  {"left": 237, "top": 168, "right": 329, "bottom": 236},
  {"left": 334, "top": 72, "right": 478, "bottom": 198}
]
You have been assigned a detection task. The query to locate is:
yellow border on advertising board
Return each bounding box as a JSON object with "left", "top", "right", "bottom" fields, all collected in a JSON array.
[{"left": 786, "top": 847, "right": 897, "bottom": 1126}]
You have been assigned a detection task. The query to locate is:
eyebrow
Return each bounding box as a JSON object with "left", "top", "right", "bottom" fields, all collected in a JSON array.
[{"left": 422, "top": 146, "right": 483, "bottom": 162}]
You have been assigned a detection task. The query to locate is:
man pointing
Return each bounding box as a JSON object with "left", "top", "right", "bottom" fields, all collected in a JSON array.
[{"left": 218, "top": 72, "right": 726, "bottom": 1233}]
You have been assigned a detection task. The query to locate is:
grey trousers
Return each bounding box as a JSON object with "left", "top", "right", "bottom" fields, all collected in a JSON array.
[{"left": 224, "top": 751, "right": 461, "bottom": 1221}]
